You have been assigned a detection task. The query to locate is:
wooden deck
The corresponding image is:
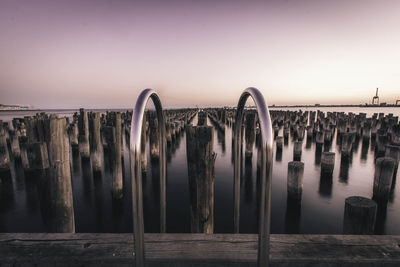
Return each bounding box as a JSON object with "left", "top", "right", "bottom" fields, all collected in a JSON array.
[{"left": 1, "top": 233, "right": 400, "bottom": 266}]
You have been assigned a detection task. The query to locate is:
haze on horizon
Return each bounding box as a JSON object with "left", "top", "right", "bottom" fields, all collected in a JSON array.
[{"left": 0, "top": 0, "right": 399, "bottom": 109}]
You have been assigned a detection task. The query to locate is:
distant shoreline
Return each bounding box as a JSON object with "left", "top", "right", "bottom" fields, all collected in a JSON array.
[{"left": 0, "top": 104, "right": 399, "bottom": 112}]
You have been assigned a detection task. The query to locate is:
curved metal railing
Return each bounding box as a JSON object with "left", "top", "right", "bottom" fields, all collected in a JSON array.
[
  {"left": 234, "top": 87, "right": 274, "bottom": 266},
  {"left": 130, "top": 88, "right": 166, "bottom": 267},
  {"left": 130, "top": 87, "right": 273, "bottom": 266}
]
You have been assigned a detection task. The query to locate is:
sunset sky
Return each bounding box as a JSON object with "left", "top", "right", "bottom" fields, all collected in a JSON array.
[{"left": 1, "top": 0, "right": 399, "bottom": 108}]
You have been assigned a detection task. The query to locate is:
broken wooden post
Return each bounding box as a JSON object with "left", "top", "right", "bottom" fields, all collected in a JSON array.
[
  {"left": 47, "top": 115, "right": 75, "bottom": 233},
  {"left": 321, "top": 152, "right": 335, "bottom": 176},
  {"left": 186, "top": 125, "right": 215, "bottom": 234},
  {"left": 373, "top": 157, "right": 395, "bottom": 202},
  {"left": 343, "top": 196, "right": 377, "bottom": 234},
  {"left": 90, "top": 113, "right": 102, "bottom": 173},
  {"left": 287, "top": 161, "right": 304, "bottom": 200},
  {"left": 78, "top": 108, "right": 90, "bottom": 159}
]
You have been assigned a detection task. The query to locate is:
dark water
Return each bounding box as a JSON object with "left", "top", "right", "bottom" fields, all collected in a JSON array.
[{"left": 0, "top": 107, "right": 399, "bottom": 234}]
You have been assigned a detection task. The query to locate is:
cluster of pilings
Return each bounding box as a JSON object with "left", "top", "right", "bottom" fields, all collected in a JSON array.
[
  {"left": 268, "top": 110, "right": 399, "bottom": 234},
  {"left": 0, "top": 107, "right": 198, "bottom": 233},
  {"left": 0, "top": 107, "right": 399, "bottom": 235}
]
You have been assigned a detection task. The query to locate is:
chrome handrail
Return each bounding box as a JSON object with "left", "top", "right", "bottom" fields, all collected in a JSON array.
[
  {"left": 130, "top": 88, "right": 166, "bottom": 267},
  {"left": 234, "top": 87, "right": 274, "bottom": 266}
]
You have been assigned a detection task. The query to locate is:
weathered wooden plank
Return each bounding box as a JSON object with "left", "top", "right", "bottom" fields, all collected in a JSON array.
[{"left": 0, "top": 234, "right": 400, "bottom": 266}]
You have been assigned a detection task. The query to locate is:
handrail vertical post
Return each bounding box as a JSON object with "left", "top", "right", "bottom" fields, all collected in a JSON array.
[
  {"left": 234, "top": 87, "right": 273, "bottom": 266},
  {"left": 130, "top": 88, "right": 166, "bottom": 267}
]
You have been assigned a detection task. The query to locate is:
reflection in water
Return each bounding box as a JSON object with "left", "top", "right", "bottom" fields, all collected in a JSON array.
[
  {"left": 339, "top": 158, "right": 350, "bottom": 184},
  {"left": 275, "top": 148, "right": 282, "bottom": 162},
  {"left": 112, "top": 198, "right": 124, "bottom": 232},
  {"left": 305, "top": 138, "right": 312, "bottom": 150},
  {"left": 374, "top": 201, "right": 387, "bottom": 235},
  {"left": 244, "top": 157, "right": 253, "bottom": 203},
  {"left": 217, "top": 130, "right": 226, "bottom": 155},
  {"left": 0, "top": 171, "right": 15, "bottom": 231},
  {"left": 284, "top": 196, "right": 301, "bottom": 234},
  {"left": 315, "top": 144, "right": 322, "bottom": 165},
  {"left": 81, "top": 159, "right": 94, "bottom": 207},
  {"left": 361, "top": 141, "right": 369, "bottom": 161},
  {"left": 319, "top": 172, "right": 333, "bottom": 197},
  {"left": 72, "top": 147, "right": 81, "bottom": 174},
  {"left": 93, "top": 171, "right": 105, "bottom": 232}
]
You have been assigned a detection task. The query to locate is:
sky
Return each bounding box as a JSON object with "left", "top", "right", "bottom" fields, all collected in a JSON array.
[{"left": 0, "top": 0, "right": 399, "bottom": 109}]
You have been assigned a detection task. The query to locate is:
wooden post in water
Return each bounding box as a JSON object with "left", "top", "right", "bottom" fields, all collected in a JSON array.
[
  {"left": 90, "top": 113, "right": 102, "bottom": 173},
  {"left": 141, "top": 115, "right": 147, "bottom": 174},
  {"left": 0, "top": 133, "right": 10, "bottom": 172},
  {"left": 343, "top": 196, "right": 377, "bottom": 234},
  {"left": 10, "top": 130, "right": 21, "bottom": 159},
  {"left": 148, "top": 112, "right": 160, "bottom": 161},
  {"left": 321, "top": 152, "right": 335, "bottom": 176},
  {"left": 186, "top": 125, "right": 215, "bottom": 233},
  {"left": 197, "top": 111, "right": 207, "bottom": 126},
  {"left": 27, "top": 142, "right": 49, "bottom": 170},
  {"left": 385, "top": 145, "right": 399, "bottom": 177},
  {"left": 69, "top": 121, "right": 79, "bottom": 149},
  {"left": 293, "top": 141, "right": 302, "bottom": 161},
  {"left": 287, "top": 161, "right": 304, "bottom": 200},
  {"left": 245, "top": 112, "right": 256, "bottom": 159},
  {"left": 341, "top": 133, "right": 353, "bottom": 161},
  {"left": 276, "top": 136, "right": 283, "bottom": 151},
  {"left": 373, "top": 157, "right": 395, "bottom": 202},
  {"left": 105, "top": 113, "right": 123, "bottom": 199},
  {"left": 47, "top": 116, "right": 75, "bottom": 233},
  {"left": 78, "top": 108, "right": 90, "bottom": 159}
]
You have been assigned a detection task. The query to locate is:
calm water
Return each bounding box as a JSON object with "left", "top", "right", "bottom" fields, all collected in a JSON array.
[{"left": 0, "top": 107, "right": 399, "bottom": 234}]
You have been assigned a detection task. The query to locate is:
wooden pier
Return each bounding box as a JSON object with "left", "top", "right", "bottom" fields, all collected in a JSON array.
[{"left": 1, "top": 233, "right": 400, "bottom": 266}]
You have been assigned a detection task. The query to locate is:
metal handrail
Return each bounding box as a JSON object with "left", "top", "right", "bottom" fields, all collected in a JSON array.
[
  {"left": 234, "top": 87, "right": 274, "bottom": 266},
  {"left": 130, "top": 88, "right": 166, "bottom": 267}
]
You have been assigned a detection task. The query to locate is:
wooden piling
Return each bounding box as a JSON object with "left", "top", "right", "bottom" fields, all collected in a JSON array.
[
  {"left": 47, "top": 116, "right": 75, "bottom": 233},
  {"left": 141, "top": 116, "right": 147, "bottom": 174},
  {"left": 90, "top": 113, "right": 102, "bottom": 173},
  {"left": 148, "top": 112, "right": 160, "bottom": 161},
  {"left": 10, "top": 130, "right": 21, "bottom": 159},
  {"left": 287, "top": 161, "right": 304, "bottom": 200},
  {"left": 78, "top": 108, "right": 90, "bottom": 159},
  {"left": 197, "top": 111, "right": 207, "bottom": 126},
  {"left": 0, "top": 133, "right": 10, "bottom": 171},
  {"left": 343, "top": 196, "right": 377, "bottom": 234},
  {"left": 293, "top": 141, "right": 302, "bottom": 161},
  {"left": 244, "top": 112, "right": 256, "bottom": 159},
  {"left": 105, "top": 113, "right": 123, "bottom": 199},
  {"left": 373, "top": 157, "right": 395, "bottom": 202},
  {"left": 27, "top": 142, "right": 49, "bottom": 170},
  {"left": 321, "top": 152, "right": 335, "bottom": 175},
  {"left": 186, "top": 126, "right": 215, "bottom": 233}
]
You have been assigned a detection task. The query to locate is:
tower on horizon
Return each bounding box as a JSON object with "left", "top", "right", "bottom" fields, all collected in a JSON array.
[{"left": 372, "top": 88, "right": 379, "bottom": 105}]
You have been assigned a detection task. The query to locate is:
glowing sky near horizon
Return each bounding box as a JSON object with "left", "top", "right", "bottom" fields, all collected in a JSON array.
[{"left": 1, "top": 0, "right": 399, "bottom": 108}]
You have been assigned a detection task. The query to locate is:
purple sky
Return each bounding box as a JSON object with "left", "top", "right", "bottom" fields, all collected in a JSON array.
[{"left": 1, "top": 0, "right": 399, "bottom": 108}]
